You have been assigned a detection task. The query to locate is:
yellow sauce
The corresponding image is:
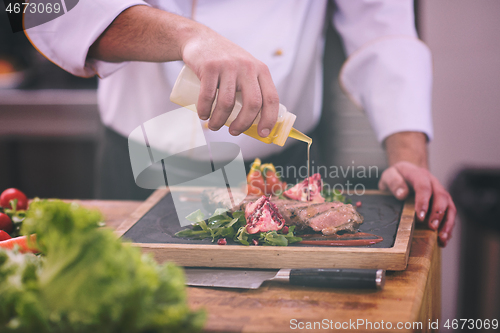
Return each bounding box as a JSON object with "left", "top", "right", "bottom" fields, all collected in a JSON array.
[
  {"left": 288, "top": 127, "right": 312, "bottom": 145},
  {"left": 242, "top": 123, "right": 281, "bottom": 144},
  {"left": 288, "top": 128, "right": 313, "bottom": 200}
]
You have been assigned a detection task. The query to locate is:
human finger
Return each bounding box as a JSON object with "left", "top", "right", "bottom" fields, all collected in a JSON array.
[
  {"left": 208, "top": 70, "right": 237, "bottom": 131},
  {"left": 438, "top": 199, "right": 457, "bottom": 247},
  {"left": 228, "top": 69, "right": 262, "bottom": 136},
  {"left": 378, "top": 167, "right": 410, "bottom": 200},
  {"left": 395, "top": 162, "right": 432, "bottom": 222},
  {"left": 426, "top": 177, "right": 450, "bottom": 231},
  {"left": 256, "top": 64, "right": 279, "bottom": 138},
  {"left": 197, "top": 68, "right": 219, "bottom": 121}
]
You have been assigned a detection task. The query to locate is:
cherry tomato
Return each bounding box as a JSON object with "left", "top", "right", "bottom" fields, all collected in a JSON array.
[
  {"left": 263, "top": 169, "right": 285, "bottom": 195},
  {"left": 247, "top": 158, "right": 265, "bottom": 195},
  {"left": 0, "top": 188, "right": 28, "bottom": 210},
  {"left": 247, "top": 170, "right": 265, "bottom": 195},
  {"left": 0, "top": 213, "right": 13, "bottom": 233},
  {"left": 217, "top": 238, "right": 227, "bottom": 245},
  {"left": 282, "top": 226, "right": 289, "bottom": 234},
  {"left": 0, "top": 230, "right": 12, "bottom": 241}
]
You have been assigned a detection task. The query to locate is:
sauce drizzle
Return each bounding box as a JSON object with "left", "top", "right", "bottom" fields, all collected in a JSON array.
[{"left": 288, "top": 128, "right": 313, "bottom": 200}]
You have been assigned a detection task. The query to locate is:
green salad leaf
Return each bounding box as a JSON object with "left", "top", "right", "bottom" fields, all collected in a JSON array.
[
  {"left": 185, "top": 209, "right": 206, "bottom": 223},
  {"left": 259, "top": 231, "right": 288, "bottom": 246},
  {"left": 235, "top": 226, "right": 250, "bottom": 245},
  {"left": 176, "top": 209, "right": 246, "bottom": 242},
  {"left": 177, "top": 210, "right": 302, "bottom": 246},
  {"left": 0, "top": 200, "right": 204, "bottom": 333}
]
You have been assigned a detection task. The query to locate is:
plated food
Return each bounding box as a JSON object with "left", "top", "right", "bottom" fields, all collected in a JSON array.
[
  {"left": 177, "top": 161, "right": 365, "bottom": 246},
  {"left": 240, "top": 196, "right": 363, "bottom": 236}
]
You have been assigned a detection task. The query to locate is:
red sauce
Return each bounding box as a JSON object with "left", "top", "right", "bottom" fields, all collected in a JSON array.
[{"left": 298, "top": 232, "right": 383, "bottom": 246}]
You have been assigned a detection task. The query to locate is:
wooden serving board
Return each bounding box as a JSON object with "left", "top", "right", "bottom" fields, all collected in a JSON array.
[{"left": 115, "top": 188, "right": 415, "bottom": 270}]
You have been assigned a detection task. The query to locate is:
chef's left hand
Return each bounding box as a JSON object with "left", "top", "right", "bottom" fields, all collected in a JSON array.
[{"left": 378, "top": 132, "right": 456, "bottom": 247}]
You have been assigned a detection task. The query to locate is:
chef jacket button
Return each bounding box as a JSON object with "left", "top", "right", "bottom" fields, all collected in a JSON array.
[{"left": 274, "top": 48, "right": 283, "bottom": 56}]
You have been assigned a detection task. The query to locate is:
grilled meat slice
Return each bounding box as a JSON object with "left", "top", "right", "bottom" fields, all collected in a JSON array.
[
  {"left": 307, "top": 204, "right": 363, "bottom": 235},
  {"left": 263, "top": 200, "right": 362, "bottom": 234},
  {"left": 276, "top": 201, "right": 344, "bottom": 226},
  {"left": 201, "top": 189, "right": 363, "bottom": 235}
]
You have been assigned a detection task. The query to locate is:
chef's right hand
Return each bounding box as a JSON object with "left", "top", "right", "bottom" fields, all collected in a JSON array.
[
  {"left": 88, "top": 5, "right": 278, "bottom": 138},
  {"left": 181, "top": 26, "right": 279, "bottom": 138}
]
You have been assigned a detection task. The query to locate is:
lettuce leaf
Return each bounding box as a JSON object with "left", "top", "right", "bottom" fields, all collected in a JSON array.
[
  {"left": 0, "top": 200, "right": 204, "bottom": 332},
  {"left": 176, "top": 210, "right": 246, "bottom": 243},
  {"left": 178, "top": 209, "right": 302, "bottom": 247}
]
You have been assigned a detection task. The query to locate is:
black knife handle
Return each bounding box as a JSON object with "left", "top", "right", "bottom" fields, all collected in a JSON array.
[{"left": 289, "top": 269, "right": 385, "bottom": 290}]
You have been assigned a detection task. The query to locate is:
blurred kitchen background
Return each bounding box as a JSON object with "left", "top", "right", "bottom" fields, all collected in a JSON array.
[
  {"left": 0, "top": 7, "right": 98, "bottom": 199},
  {"left": 1, "top": 0, "right": 499, "bottom": 330}
]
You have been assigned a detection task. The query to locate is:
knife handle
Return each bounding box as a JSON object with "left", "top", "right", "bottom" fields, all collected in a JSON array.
[{"left": 289, "top": 269, "right": 385, "bottom": 290}]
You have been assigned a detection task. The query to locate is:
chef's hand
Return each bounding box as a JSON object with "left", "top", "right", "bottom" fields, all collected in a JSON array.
[
  {"left": 88, "top": 5, "right": 279, "bottom": 138},
  {"left": 181, "top": 28, "right": 279, "bottom": 138},
  {"left": 378, "top": 132, "right": 456, "bottom": 247}
]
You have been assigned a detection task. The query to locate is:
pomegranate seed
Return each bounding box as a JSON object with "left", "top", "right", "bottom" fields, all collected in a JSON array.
[
  {"left": 282, "top": 226, "right": 289, "bottom": 234},
  {"left": 217, "top": 238, "right": 227, "bottom": 245},
  {"left": 252, "top": 239, "right": 259, "bottom": 246},
  {"left": 356, "top": 201, "right": 362, "bottom": 208}
]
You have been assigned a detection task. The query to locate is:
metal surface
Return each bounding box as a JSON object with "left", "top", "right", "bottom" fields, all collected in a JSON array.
[
  {"left": 184, "top": 268, "right": 282, "bottom": 289},
  {"left": 375, "top": 269, "right": 386, "bottom": 290},
  {"left": 185, "top": 268, "right": 384, "bottom": 290},
  {"left": 272, "top": 268, "right": 291, "bottom": 282}
]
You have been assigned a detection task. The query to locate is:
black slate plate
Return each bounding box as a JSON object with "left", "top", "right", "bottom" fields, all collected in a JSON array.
[{"left": 123, "top": 192, "right": 404, "bottom": 248}]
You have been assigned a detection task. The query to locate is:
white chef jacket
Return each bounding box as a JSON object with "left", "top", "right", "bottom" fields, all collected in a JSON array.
[{"left": 25, "top": 0, "right": 433, "bottom": 161}]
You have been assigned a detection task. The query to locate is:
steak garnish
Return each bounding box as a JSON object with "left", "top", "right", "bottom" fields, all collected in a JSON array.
[{"left": 245, "top": 196, "right": 285, "bottom": 234}]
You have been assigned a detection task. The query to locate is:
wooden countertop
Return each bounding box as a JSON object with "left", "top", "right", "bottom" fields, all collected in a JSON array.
[{"left": 78, "top": 199, "right": 441, "bottom": 333}]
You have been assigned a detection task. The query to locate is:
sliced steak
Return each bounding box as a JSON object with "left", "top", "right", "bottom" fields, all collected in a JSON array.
[
  {"left": 308, "top": 204, "right": 363, "bottom": 235},
  {"left": 202, "top": 188, "right": 363, "bottom": 235},
  {"left": 278, "top": 201, "right": 345, "bottom": 226},
  {"left": 244, "top": 199, "right": 362, "bottom": 235}
]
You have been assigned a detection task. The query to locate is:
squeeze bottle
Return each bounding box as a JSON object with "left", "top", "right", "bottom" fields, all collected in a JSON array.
[{"left": 170, "top": 65, "right": 301, "bottom": 147}]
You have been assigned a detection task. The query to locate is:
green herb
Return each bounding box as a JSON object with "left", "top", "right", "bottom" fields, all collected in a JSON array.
[
  {"left": 177, "top": 210, "right": 302, "bottom": 246},
  {"left": 321, "top": 188, "right": 350, "bottom": 203},
  {"left": 0, "top": 200, "right": 204, "bottom": 332},
  {"left": 234, "top": 225, "right": 249, "bottom": 245},
  {"left": 259, "top": 231, "right": 288, "bottom": 246},
  {"left": 176, "top": 209, "right": 247, "bottom": 242},
  {"left": 234, "top": 225, "right": 302, "bottom": 246},
  {"left": 281, "top": 225, "right": 303, "bottom": 244},
  {"left": 185, "top": 209, "right": 206, "bottom": 223}
]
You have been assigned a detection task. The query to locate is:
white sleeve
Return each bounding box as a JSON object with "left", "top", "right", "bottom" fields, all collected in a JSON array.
[
  {"left": 333, "top": 0, "right": 433, "bottom": 142},
  {"left": 25, "top": 0, "right": 148, "bottom": 78}
]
